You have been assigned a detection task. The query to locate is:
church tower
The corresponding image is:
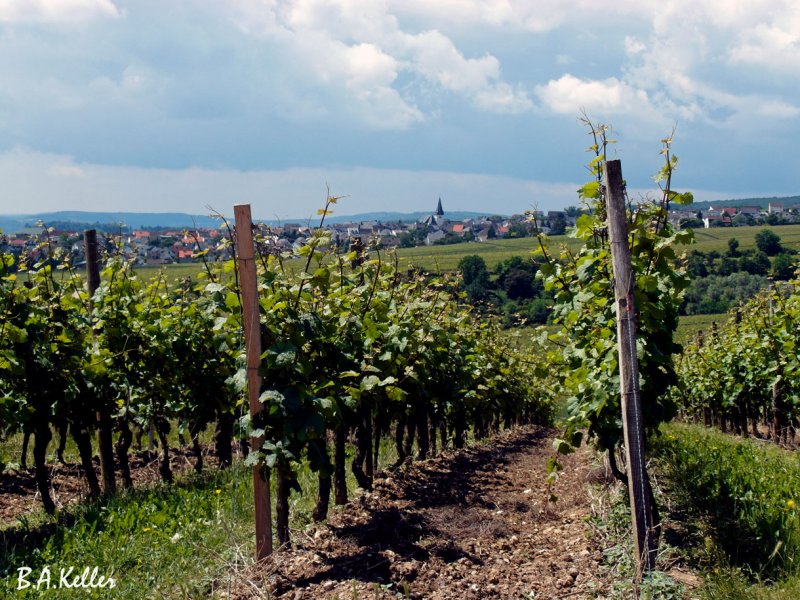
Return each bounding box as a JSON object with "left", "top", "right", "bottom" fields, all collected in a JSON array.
[{"left": 435, "top": 197, "right": 444, "bottom": 226}]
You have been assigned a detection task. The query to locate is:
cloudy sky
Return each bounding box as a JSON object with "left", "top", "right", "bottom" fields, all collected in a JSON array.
[{"left": 0, "top": 0, "right": 798, "bottom": 220}]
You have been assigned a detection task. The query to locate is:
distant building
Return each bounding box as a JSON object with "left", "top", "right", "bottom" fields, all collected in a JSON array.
[
  {"left": 420, "top": 198, "right": 446, "bottom": 228},
  {"left": 425, "top": 230, "right": 446, "bottom": 245},
  {"left": 738, "top": 206, "right": 760, "bottom": 216}
]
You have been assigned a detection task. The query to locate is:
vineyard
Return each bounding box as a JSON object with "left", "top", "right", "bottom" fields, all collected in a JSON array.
[
  {"left": 674, "top": 280, "right": 800, "bottom": 443},
  {"left": 2, "top": 127, "right": 800, "bottom": 599},
  {"left": 0, "top": 212, "right": 552, "bottom": 537}
]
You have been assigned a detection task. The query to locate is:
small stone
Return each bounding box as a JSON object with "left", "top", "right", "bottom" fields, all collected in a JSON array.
[{"left": 558, "top": 577, "right": 574, "bottom": 588}]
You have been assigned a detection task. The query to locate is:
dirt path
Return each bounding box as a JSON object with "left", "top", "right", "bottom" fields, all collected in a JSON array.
[{"left": 245, "top": 427, "right": 617, "bottom": 599}]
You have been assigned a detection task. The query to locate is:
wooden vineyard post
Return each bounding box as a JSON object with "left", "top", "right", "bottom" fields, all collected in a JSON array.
[
  {"left": 84, "top": 229, "right": 116, "bottom": 496},
  {"left": 604, "top": 160, "right": 657, "bottom": 578},
  {"left": 233, "top": 204, "right": 273, "bottom": 560}
]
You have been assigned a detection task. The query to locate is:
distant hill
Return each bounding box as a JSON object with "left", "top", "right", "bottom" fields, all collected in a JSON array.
[
  {"left": 0, "top": 210, "right": 499, "bottom": 233},
  {"left": 306, "top": 210, "right": 497, "bottom": 224},
  {"left": 685, "top": 195, "right": 800, "bottom": 211},
  {"left": 0, "top": 211, "right": 224, "bottom": 233}
]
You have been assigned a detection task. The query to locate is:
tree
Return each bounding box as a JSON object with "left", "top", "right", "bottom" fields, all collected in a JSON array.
[
  {"left": 504, "top": 269, "right": 536, "bottom": 300},
  {"left": 726, "top": 238, "right": 740, "bottom": 257},
  {"left": 678, "top": 217, "right": 703, "bottom": 230},
  {"left": 549, "top": 214, "right": 567, "bottom": 235},
  {"left": 686, "top": 251, "right": 708, "bottom": 278},
  {"left": 507, "top": 222, "right": 531, "bottom": 238},
  {"left": 772, "top": 253, "right": 796, "bottom": 281},
  {"left": 717, "top": 257, "right": 738, "bottom": 276},
  {"left": 527, "top": 298, "right": 550, "bottom": 324},
  {"left": 458, "top": 255, "right": 491, "bottom": 302},
  {"left": 740, "top": 252, "right": 771, "bottom": 276},
  {"left": 755, "top": 229, "right": 782, "bottom": 256},
  {"left": 458, "top": 255, "right": 489, "bottom": 287}
]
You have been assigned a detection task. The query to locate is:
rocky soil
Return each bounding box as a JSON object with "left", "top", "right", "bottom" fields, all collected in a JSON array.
[{"left": 232, "top": 427, "right": 624, "bottom": 599}]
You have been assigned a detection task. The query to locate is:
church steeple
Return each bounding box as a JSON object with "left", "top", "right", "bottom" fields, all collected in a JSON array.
[{"left": 436, "top": 197, "right": 444, "bottom": 216}]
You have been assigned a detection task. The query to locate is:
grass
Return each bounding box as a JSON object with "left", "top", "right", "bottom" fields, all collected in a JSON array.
[
  {"left": 393, "top": 224, "right": 800, "bottom": 273},
  {"left": 393, "top": 236, "right": 567, "bottom": 272},
  {"left": 1, "top": 463, "right": 255, "bottom": 598},
  {"left": 689, "top": 224, "right": 800, "bottom": 255},
  {"left": 652, "top": 422, "right": 800, "bottom": 597},
  {"left": 586, "top": 468, "right": 687, "bottom": 599},
  {"left": 0, "top": 435, "right": 397, "bottom": 598}
]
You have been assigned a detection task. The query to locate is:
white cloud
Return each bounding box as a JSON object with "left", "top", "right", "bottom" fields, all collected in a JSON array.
[
  {"left": 387, "top": 0, "right": 648, "bottom": 33},
  {"left": 0, "top": 0, "right": 120, "bottom": 22},
  {"left": 231, "top": 0, "right": 532, "bottom": 122},
  {"left": 398, "top": 29, "right": 532, "bottom": 112},
  {"left": 536, "top": 74, "right": 651, "bottom": 116},
  {"left": 624, "top": 36, "right": 646, "bottom": 56},
  {"left": 753, "top": 99, "right": 800, "bottom": 119},
  {"left": 729, "top": 21, "right": 800, "bottom": 71}
]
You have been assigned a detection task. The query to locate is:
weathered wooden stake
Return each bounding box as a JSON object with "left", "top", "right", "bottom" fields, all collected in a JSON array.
[
  {"left": 84, "top": 229, "right": 116, "bottom": 496},
  {"left": 604, "top": 160, "right": 657, "bottom": 578},
  {"left": 233, "top": 204, "right": 273, "bottom": 560}
]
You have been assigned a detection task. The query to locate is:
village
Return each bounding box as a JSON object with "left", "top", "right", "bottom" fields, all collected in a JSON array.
[{"left": 1, "top": 199, "right": 799, "bottom": 267}]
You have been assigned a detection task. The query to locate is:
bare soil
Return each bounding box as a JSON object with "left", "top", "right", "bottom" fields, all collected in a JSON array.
[{"left": 232, "top": 426, "right": 620, "bottom": 599}]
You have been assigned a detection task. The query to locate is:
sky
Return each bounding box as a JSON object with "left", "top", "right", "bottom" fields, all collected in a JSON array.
[{"left": 0, "top": 0, "right": 798, "bottom": 221}]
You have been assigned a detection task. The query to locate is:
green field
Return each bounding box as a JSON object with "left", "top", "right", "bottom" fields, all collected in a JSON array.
[
  {"left": 394, "top": 223, "right": 800, "bottom": 273},
  {"left": 690, "top": 223, "right": 800, "bottom": 253},
  {"left": 393, "top": 237, "right": 558, "bottom": 272}
]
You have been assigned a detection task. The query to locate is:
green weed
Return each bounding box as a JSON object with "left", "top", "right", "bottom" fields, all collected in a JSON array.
[{"left": 653, "top": 423, "right": 800, "bottom": 579}]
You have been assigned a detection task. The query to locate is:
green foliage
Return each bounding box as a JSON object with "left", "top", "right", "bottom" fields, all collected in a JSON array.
[
  {"left": 674, "top": 276, "right": 800, "bottom": 439},
  {"left": 755, "top": 229, "right": 783, "bottom": 256},
  {"left": 653, "top": 423, "right": 800, "bottom": 579},
  {"left": 457, "top": 254, "right": 492, "bottom": 302},
  {"left": 457, "top": 254, "right": 489, "bottom": 287},
  {"left": 682, "top": 272, "right": 768, "bottom": 315},
  {"left": 1, "top": 467, "right": 253, "bottom": 598},
  {"left": 771, "top": 253, "right": 797, "bottom": 281},
  {"left": 535, "top": 120, "right": 692, "bottom": 454},
  {"left": 244, "top": 222, "right": 554, "bottom": 489}
]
